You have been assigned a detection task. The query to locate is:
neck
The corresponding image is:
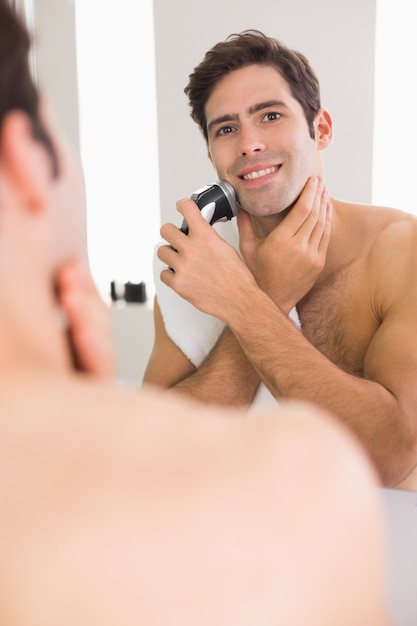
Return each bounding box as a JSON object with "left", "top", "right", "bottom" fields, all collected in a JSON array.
[
  {"left": 251, "top": 196, "right": 346, "bottom": 269},
  {"left": 0, "top": 271, "right": 72, "bottom": 382},
  {"left": 250, "top": 204, "right": 295, "bottom": 238}
]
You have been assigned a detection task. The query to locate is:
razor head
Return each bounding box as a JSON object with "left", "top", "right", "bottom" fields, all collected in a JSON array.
[{"left": 180, "top": 180, "right": 239, "bottom": 234}]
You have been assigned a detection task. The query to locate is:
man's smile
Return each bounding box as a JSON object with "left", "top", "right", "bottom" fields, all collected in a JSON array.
[
  {"left": 238, "top": 164, "right": 281, "bottom": 182},
  {"left": 240, "top": 165, "right": 280, "bottom": 180}
]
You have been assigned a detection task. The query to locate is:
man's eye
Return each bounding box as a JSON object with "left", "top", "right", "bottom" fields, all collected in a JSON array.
[
  {"left": 264, "top": 112, "right": 281, "bottom": 121},
  {"left": 217, "top": 125, "right": 234, "bottom": 136}
]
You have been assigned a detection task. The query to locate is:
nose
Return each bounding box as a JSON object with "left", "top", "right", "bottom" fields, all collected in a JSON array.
[{"left": 238, "top": 124, "right": 265, "bottom": 156}]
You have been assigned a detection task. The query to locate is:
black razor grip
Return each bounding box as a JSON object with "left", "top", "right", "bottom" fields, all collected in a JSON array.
[{"left": 180, "top": 180, "right": 239, "bottom": 234}]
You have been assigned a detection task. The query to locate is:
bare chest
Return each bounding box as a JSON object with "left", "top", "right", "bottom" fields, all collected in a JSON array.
[{"left": 296, "top": 264, "right": 379, "bottom": 376}]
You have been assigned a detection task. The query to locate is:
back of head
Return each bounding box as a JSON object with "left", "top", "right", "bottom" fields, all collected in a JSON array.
[
  {"left": 185, "top": 30, "right": 321, "bottom": 142},
  {"left": 0, "top": 0, "right": 91, "bottom": 274},
  {"left": 0, "top": 0, "right": 58, "bottom": 174}
]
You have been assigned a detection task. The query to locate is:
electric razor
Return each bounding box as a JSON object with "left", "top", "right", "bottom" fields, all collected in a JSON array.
[{"left": 180, "top": 180, "right": 240, "bottom": 234}]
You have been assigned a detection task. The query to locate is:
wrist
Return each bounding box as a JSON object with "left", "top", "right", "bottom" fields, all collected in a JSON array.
[{"left": 223, "top": 285, "right": 276, "bottom": 333}]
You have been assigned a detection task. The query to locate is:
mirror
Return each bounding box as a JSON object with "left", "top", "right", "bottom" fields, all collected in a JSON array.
[{"left": 27, "top": 0, "right": 417, "bottom": 479}]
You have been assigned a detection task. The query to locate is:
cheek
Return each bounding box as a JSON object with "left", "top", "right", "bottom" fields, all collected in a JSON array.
[
  {"left": 207, "top": 141, "right": 234, "bottom": 174},
  {"left": 289, "top": 132, "right": 318, "bottom": 168},
  {"left": 209, "top": 151, "right": 233, "bottom": 179},
  {"left": 57, "top": 168, "right": 88, "bottom": 261},
  {"left": 71, "top": 171, "right": 88, "bottom": 259}
]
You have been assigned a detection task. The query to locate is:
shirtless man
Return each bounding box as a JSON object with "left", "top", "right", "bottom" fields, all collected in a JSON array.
[
  {"left": 0, "top": 6, "right": 390, "bottom": 624},
  {"left": 145, "top": 31, "right": 417, "bottom": 489}
]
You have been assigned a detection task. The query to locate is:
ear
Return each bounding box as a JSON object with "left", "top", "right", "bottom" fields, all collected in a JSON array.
[
  {"left": 314, "top": 108, "right": 333, "bottom": 151},
  {"left": 0, "top": 110, "right": 51, "bottom": 213}
]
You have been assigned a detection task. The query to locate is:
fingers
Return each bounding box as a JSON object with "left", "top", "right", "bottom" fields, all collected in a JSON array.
[
  {"left": 318, "top": 201, "right": 332, "bottom": 255},
  {"left": 57, "top": 259, "right": 116, "bottom": 380},
  {"left": 176, "top": 197, "right": 213, "bottom": 236},
  {"left": 157, "top": 241, "right": 178, "bottom": 271},
  {"left": 278, "top": 177, "right": 322, "bottom": 236},
  {"left": 304, "top": 179, "right": 331, "bottom": 251},
  {"left": 158, "top": 196, "right": 224, "bottom": 271},
  {"left": 159, "top": 197, "right": 211, "bottom": 252},
  {"left": 159, "top": 264, "right": 176, "bottom": 289},
  {"left": 287, "top": 177, "right": 332, "bottom": 253}
]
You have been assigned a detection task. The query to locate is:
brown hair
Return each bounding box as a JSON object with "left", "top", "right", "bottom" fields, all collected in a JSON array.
[
  {"left": 184, "top": 30, "right": 321, "bottom": 141},
  {"left": 0, "top": 0, "right": 59, "bottom": 175}
]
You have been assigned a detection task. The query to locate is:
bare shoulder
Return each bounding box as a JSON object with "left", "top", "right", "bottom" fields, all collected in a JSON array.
[
  {"left": 366, "top": 204, "right": 417, "bottom": 308},
  {"left": 0, "top": 378, "right": 381, "bottom": 504},
  {"left": 336, "top": 200, "right": 417, "bottom": 304},
  {"left": 0, "top": 381, "right": 389, "bottom": 626},
  {"left": 0, "top": 377, "right": 381, "bottom": 512},
  {"left": 371, "top": 203, "right": 417, "bottom": 249},
  {"left": 238, "top": 400, "right": 382, "bottom": 502},
  {"left": 96, "top": 390, "right": 389, "bottom": 626},
  {"left": 338, "top": 199, "right": 417, "bottom": 243},
  {"left": 115, "top": 390, "right": 385, "bottom": 544}
]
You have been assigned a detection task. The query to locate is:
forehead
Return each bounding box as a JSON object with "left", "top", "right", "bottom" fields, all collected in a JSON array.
[{"left": 205, "top": 64, "right": 299, "bottom": 122}]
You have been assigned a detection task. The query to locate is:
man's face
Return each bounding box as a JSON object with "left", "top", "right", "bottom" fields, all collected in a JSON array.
[
  {"left": 205, "top": 64, "right": 323, "bottom": 219},
  {"left": 41, "top": 98, "right": 88, "bottom": 265}
]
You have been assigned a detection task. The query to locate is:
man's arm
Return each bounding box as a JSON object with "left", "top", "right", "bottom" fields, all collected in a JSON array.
[
  {"left": 173, "top": 326, "right": 260, "bottom": 406},
  {"left": 158, "top": 196, "right": 417, "bottom": 486},
  {"left": 143, "top": 297, "right": 197, "bottom": 388},
  {"left": 143, "top": 298, "right": 259, "bottom": 406},
  {"left": 154, "top": 177, "right": 330, "bottom": 405},
  {"left": 224, "top": 286, "right": 417, "bottom": 487}
]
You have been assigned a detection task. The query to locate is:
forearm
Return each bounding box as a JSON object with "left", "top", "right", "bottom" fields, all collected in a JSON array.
[
  {"left": 172, "top": 327, "right": 260, "bottom": 407},
  {"left": 225, "top": 288, "right": 416, "bottom": 485}
]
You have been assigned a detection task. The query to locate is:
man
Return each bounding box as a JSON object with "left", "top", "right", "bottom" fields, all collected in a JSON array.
[
  {"left": 145, "top": 31, "right": 417, "bottom": 490},
  {"left": 0, "top": 7, "right": 390, "bottom": 624}
]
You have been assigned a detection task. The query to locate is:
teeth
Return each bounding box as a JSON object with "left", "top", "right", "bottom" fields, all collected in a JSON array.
[{"left": 243, "top": 165, "right": 278, "bottom": 180}]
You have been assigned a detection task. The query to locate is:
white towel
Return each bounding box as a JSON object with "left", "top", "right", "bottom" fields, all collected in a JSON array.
[{"left": 153, "top": 218, "right": 300, "bottom": 410}]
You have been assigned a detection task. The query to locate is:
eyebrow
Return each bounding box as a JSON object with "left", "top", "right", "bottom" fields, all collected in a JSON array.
[{"left": 207, "top": 100, "right": 290, "bottom": 134}]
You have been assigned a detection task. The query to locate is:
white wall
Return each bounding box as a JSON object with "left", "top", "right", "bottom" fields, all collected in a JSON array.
[
  {"left": 373, "top": 0, "right": 417, "bottom": 215},
  {"left": 110, "top": 303, "right": 154, "bottom": 386},
  {"left": 74, "top": 1, "right": 160, "bottom": 300},
  {"left": 35, "top": 0, "right": 80, "bottom": 155},
  {"left": 154, "top": 0, "right": 377, "bottom": 226}
]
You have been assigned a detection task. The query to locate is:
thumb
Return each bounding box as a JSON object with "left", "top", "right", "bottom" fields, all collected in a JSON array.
[{"left": 177, "top": 197, "right": 211, "bottom": 234}]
